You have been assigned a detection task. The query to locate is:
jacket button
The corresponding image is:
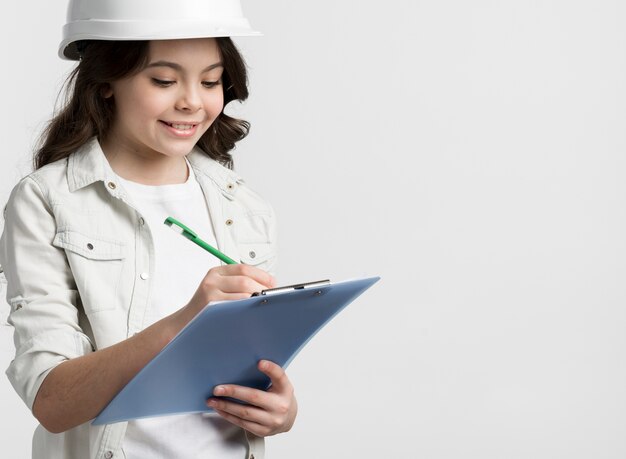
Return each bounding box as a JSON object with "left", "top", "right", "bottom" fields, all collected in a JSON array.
[
  {"left": 87, "top": 243, "right": 94, "bottom": 250},
  {"left": 225, "top": 219, "right": 233, "bottom": 226},
  {"left": 107, "top": 182, "right": 117, "bottom": 190},
  {"left": 104, "top": 452, "right": 114, "bottom": 459},
  {"left": 139, "top": 217, "right": 145, "bottom": 226},
  {"left": 227, "top": 183, "right": 234, "bottom": 190},
  {"left": 140, "top": 273, "right": 149, "bottom": 280},
  {"left": 249, "top": 251, "right": 256, "bottom": 259}
]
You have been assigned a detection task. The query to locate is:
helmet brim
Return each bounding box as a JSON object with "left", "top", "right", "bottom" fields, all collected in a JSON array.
[{"left": 60, "top": 20, "right": 262, "bottom": 60}]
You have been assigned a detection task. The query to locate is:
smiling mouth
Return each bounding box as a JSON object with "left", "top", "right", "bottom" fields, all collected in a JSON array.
[{"left": 160, "top": 121, "right": 198, "bottom": 131}]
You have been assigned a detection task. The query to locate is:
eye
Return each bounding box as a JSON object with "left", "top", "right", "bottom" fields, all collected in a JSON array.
[
  {"left": 152, "top": 78, "right": 175, "bottom": 87},
  {"left": 202, "top": 81, "right": 221, "bottom": 89}
]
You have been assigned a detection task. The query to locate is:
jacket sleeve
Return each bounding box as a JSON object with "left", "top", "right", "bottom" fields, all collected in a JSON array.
[{"left": 0, "top": 176, "right": 93, "bottom": 410}]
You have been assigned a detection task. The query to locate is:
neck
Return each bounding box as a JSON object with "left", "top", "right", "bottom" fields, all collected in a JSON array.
[{"left": 100, "top": 138, "right": 189, "bottom": 186}]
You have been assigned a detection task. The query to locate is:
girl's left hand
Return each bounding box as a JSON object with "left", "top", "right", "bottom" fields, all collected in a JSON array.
[{"left": 207, "top": 360, "right": 298, "bottom": 437}]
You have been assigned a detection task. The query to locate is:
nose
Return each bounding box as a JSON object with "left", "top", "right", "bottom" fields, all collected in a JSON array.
[{"left": 175, "top": 83, "right": 202, "bottom": 113}]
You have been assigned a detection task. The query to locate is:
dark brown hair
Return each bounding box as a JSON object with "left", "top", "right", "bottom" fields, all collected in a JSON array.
[{"left": 34, "top": 38, "right": 250, "bottom": 171}]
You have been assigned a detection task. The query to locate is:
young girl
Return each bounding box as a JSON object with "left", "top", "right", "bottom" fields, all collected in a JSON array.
[{"left": 0, "top": 1, "right": 296, "bottom": 458}]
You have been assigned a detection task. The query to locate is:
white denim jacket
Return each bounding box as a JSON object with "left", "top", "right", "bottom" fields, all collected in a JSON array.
[{"left": 0, "top": 138, "right": 277, "bottom": 459}]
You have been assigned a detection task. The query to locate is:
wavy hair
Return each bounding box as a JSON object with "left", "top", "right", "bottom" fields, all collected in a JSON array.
[{"left": 34, "top": 38, "right": 250, "bottom": 171}]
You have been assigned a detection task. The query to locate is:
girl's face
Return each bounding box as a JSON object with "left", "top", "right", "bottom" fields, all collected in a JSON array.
[{"left": 106, "top": 38, "right": 225, "bottom": 160}]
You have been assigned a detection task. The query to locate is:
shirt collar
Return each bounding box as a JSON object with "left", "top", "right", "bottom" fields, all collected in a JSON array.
[{"left": 67, "top": 137, "right": 243, "bottom": 197}]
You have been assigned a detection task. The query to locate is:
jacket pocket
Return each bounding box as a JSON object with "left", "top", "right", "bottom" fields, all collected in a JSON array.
[
  {"left": 52, "top": 230, "right": 126, "bottom": 313},
  {"left": 237, "top": 241, "right": 275, "bottom": 274},
  {"left": 52, "top": 230, "right": 126, "bottom": 260}
]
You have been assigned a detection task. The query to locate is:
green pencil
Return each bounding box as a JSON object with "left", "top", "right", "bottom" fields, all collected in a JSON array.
[{"left": 164, "top": 216, "right": 237, "bottom": 265}]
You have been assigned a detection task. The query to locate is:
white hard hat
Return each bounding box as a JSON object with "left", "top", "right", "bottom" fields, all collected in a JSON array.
[{"left": 59, "top": 0, "right": 261, "bottom": 60}]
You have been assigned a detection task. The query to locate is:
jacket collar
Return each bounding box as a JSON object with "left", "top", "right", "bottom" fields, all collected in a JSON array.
[
  {"left": 67, "top": 137, "right": 243, "bottom": 197},
  {"left": 187, "top": 148, "right": 244, "bottom": 199},
  {"left": 67, "top": 138, "right": 115, "bottom": 192}
]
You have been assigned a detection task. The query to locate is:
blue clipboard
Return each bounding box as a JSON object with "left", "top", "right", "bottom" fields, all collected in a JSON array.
[{"left": 93, "top": 276, "right": 380, "bottom": 425}]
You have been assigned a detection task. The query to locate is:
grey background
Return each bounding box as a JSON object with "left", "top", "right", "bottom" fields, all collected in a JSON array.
[{"left": 2, "top": 0, "right": 626, "bottom": 457}]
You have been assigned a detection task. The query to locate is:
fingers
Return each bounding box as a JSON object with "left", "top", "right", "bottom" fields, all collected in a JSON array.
[
  {"left": 210, "top": 361, "right": 291, "bottom": 407},
  {"left": 207, "top": 365, "right": 298, "bottom": 437},
  {"left": 207, "top": 399, "right": 276, "bottom": 428},
  {"left": 211, "top": 381, "right": 278, "bottom": 412},
  {"left": 257, "top": 360, "right": 291, "bottom": 394},
  {"left": 215, "top": 264, "right": 276, "bottom": 289},
  {"left": 207, "top": 386, "right": 280, "bottom": 437},
  {"left": 211, "top": 408, "right": 273, "bottom": 437},
  {"left": 216, "top": 275, "right": 268, "bottom": 296},
  {"left": 187, "top": 264, "right": 277, "bottom": 314}
]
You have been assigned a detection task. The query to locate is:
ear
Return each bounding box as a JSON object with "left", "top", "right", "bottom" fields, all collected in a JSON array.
[{"left": 101, "top": 84, "right": 113, "bottom": 98}]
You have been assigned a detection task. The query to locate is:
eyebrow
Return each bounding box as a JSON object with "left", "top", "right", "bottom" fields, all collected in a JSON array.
[{"left": 145, "top": 61, "right": 224, "bottom": 72}]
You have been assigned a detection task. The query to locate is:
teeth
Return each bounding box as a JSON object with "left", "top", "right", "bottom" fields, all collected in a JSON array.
[{"left": 170, "top": 123, "right": 194, "bottom": 130}]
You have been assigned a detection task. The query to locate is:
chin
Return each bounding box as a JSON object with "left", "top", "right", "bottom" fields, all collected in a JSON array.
[{"left": 155, "top": 141, "right": 199, "bottom": 157}]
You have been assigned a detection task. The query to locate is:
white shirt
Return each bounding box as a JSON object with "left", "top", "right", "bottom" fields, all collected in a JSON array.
[{"left": 117, "top": 159, "right": 247, "bottom": 458}]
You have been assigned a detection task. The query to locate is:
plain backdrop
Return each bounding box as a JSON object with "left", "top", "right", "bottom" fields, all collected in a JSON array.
[{"left": 2, "top": 1, "right": 626, "bottom": 458}]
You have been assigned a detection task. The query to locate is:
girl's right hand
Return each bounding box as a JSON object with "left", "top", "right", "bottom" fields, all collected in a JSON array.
[{"left": 185, "top": 264, "right": 277, "bottom": 314}]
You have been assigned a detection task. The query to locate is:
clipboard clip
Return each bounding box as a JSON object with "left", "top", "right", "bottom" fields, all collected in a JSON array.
[{"left": 252, "top": 279, "right": 331, "bottom": 297}]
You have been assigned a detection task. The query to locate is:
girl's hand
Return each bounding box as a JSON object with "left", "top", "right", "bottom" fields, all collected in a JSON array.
[
  {"left": 169, "top": 264, "right": 276, "bottom": 343},
  {"left": 186, "top": 264, "right": 276, "bottom": 312},
  {"left": 207, "top": 360, "right": 298, "bottom": 437}
]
